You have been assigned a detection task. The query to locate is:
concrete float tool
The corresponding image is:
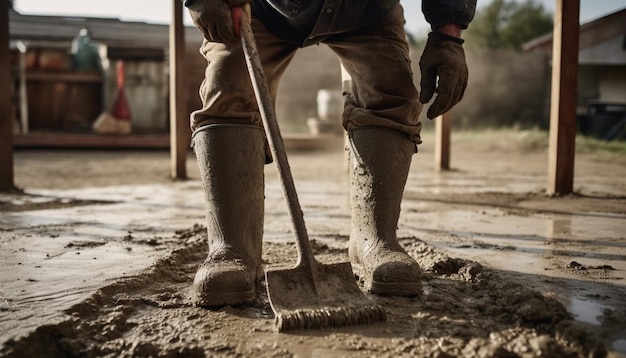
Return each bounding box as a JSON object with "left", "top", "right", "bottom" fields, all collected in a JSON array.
[{"left": 238, "top": 5, "right": 387, "bottom": 332}]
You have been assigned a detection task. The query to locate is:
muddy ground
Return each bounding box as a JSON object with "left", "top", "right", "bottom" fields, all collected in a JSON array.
[{"left": 1, "top": 129, "right": 625, "bottom": 357}]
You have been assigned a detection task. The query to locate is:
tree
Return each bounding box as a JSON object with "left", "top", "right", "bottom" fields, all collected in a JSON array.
[{"left": 465, "top": 0, "right": 553, "bottom": 51}]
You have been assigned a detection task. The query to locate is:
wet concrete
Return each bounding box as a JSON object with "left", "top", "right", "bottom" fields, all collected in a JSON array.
[{"left": 2, "top": 132, "right": 625, "bottom": 356}]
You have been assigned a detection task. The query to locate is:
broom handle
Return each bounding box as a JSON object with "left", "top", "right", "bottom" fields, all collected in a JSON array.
[{"left": 240, "top": 5, "right": 316, "bottom": 270}]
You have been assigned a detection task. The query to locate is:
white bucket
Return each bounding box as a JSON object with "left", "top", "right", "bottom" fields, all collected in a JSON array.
[{"left": 316, "top": 89, "right": 343, "bottom": 122}]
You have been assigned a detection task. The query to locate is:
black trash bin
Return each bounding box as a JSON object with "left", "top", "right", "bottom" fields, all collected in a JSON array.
[{"left": 586, "top": 103, "right": 626, "bottom": 141}]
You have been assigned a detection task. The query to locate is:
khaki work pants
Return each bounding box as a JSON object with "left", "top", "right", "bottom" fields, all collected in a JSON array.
[{"left": 190, "top": 5, "right": 423, "bottom": 145}]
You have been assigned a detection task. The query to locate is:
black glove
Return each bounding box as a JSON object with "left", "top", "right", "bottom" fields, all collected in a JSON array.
[
  {"left": 419, "top": 32, "right": 468, "bottom": 119},
  {"left": 186, "top": 0, "right": 251, "bottom": 46}
]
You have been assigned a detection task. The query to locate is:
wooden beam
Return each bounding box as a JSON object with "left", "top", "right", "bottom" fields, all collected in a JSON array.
[
  {"left": 0, "top": 0, "right": 15, "bottom": 191},
  {"left": 547, "top": 0, "right": 580, "bottom": 195},
  {"left": 434, "top": 112, "right": 451, "bottom": 171},
  {"left": 169, "top": 0, "right": 190, "bottom": 180}
]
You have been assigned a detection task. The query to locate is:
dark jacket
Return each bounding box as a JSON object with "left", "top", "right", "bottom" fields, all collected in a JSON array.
[
  {"left": 184, "top": 0, "right": 476, "bottom": 47},
  {"left": 253, "top": 0, "right": 398, "bottom": 46}
]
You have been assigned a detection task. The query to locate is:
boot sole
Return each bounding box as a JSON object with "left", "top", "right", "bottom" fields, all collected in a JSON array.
[
  {"left": 352, "top": 263, "right": 423, "bottom": 297},
  {"left": 193, "top": 289, "right": 255, "bottom": 308}
]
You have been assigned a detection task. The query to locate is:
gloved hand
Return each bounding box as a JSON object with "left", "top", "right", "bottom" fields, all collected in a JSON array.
[
  {"left": 419, "top": 31, "right": 468, "bottom": 119},
  {"left": 186, "top": 0, "right": 251, "bottom": 46}
]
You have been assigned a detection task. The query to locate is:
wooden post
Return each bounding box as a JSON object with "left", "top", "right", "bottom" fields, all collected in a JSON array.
[
  {"left": 18, "top": 47, "right": 28, "bottom": 134},
  {"left": 0, "top": 0, "right": 15, "bottom": 191},
  {"left": 169, "top": 0, "right": 190, "bottom": 180},
  {"left": 547, "top": 0, "right": 579, "bottom": 195},
  {"left": 434, "top": 112, "right": 451, "bottom": 171}
]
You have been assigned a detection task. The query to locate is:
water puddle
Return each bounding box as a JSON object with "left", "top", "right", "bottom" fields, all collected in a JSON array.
[
  {"left": 568, "top": 297, "right": 606, "bottom": 325},
  {"left": 31, "top": 183, "right": 203, "bottom": 208}
]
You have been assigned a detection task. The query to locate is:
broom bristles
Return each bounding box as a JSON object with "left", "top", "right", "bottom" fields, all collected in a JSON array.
[{"left": 275, "top": 304, "right": 387, "bottom": 332}]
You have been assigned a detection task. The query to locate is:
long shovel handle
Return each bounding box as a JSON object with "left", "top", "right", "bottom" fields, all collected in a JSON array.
[{"left": 239, "top": 5, "right": 316, "bottom": 270}]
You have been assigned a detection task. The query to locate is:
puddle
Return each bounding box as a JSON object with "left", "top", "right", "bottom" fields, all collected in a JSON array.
[
  {"left": 399, "top": 206, "right": 626, "bottom": 278},
  {"left": 407, "top": 172, "right": 544, "bottom": 195},
  {"left": 30, "top": 183, "right": 203, "bottom": 208},
  {"left": 568, "top": 297, "right": 606, "bottom": 325},
  {"left": 0, "top": 212, "right": 83, "bottom": 227}
]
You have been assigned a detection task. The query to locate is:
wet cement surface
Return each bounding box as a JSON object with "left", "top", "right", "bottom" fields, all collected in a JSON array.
[{"left": 1, "top": 131, "right": 625, "bottom": 356}]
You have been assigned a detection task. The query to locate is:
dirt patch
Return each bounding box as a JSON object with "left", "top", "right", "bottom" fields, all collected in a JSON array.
[{"left": 1, "top": 226, "right": 608, "bottom": 358}]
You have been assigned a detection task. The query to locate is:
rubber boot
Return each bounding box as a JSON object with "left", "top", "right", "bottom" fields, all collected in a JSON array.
[
  {"left": 348, "top": 126, "right": 422, "bottom": 297},
  {"left": 191, "top": 124, "right": 265, "bottom": 306}
]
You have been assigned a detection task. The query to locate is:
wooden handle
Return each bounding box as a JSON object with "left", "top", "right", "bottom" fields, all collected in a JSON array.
[{"left": 239, "top": 8, "right": 317, "bottom": 270}]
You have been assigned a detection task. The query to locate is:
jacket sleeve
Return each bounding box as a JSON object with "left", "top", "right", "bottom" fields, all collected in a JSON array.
[{"left": 422, "top": 0, "right": 476, "bottom": 29}]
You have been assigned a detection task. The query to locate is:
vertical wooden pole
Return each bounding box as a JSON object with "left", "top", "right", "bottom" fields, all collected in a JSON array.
[
  {"left": 547, "top": 0, "right": 579, "bottom": 195},
  {"left": 0, "top": 0, "right": 15, "bottom": 191},
  {"left": 169, "top": 0, "right": 189, "bottom": 180},
  {"left": 435, "top": 112, "right": 451, "bottom": 171},
  {"left": 18, "top": 48, "right": 28, "bottom": 134}
]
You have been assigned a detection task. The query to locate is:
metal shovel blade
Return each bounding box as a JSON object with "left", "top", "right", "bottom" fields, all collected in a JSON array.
[{"left": 266, "top": 261, "right": 387, "bottom": 332}]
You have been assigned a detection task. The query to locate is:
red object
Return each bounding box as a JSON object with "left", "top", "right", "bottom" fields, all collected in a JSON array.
[
  {"left": 112, "top": 60, "right": 131, "bottom": 121},
  {"left": 232, "top": 6, "right": 243, "bottom": 38}
]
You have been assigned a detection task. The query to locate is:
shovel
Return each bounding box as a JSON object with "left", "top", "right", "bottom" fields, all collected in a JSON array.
[{"left": 238, "top": 5, "right": 387, "bottom": 332}]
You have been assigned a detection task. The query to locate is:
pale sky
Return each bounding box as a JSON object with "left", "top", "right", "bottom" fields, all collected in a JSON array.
[{"left": 12, "top": 0, "right": 626, "bottom": 35}]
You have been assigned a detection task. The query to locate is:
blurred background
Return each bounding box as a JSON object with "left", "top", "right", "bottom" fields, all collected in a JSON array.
[{"left": 7, "top": 0, "right": 626, "bottom": 142}]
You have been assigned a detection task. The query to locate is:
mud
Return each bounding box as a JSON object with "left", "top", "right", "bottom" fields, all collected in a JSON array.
[
  {"left": 0, "top": 226, "right": 607, "bottom": 357},
  {"left": 2, "top": 130, "right": 626, "bottom": 357}
]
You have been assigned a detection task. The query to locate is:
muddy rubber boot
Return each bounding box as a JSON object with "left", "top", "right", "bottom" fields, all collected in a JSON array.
[
  {"left": 348, "top": 126, "right": 422, "bottom": 297},
  {"left": 191, "top": 124, "right": 265, "bottom": 307}
]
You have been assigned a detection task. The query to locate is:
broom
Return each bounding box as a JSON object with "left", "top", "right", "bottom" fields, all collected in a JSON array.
[{"left": 237, "top": 5, "right": 387, "bottom": 332}]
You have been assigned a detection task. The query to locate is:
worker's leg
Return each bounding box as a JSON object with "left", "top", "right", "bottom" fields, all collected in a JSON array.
[
  {"left": 326, "top": 5, "right": 423, "bottom": 296},
  {"left": 191, "top": 19, "right": 298, "bottom": 132},
  {"left": 326, "top": 5, "right": 422, "bottom": 143},
  {"left": 191, "top": 20, "right": 298, "bottom": 306},
  {"left": 191, "top": 124, "right": 266, "bottom": 306},
  {"left": 347, "top": 126, "right": 420, "bottom": 296}
]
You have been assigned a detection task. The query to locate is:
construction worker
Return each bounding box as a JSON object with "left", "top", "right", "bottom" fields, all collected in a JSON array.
[{"left": 185, "top": 0, "right": 476, "bottom": 306}]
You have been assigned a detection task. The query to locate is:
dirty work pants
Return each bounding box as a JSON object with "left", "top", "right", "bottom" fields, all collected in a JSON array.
[{"left": 190, "top": 5, "right": 423, "bottom": 145}]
